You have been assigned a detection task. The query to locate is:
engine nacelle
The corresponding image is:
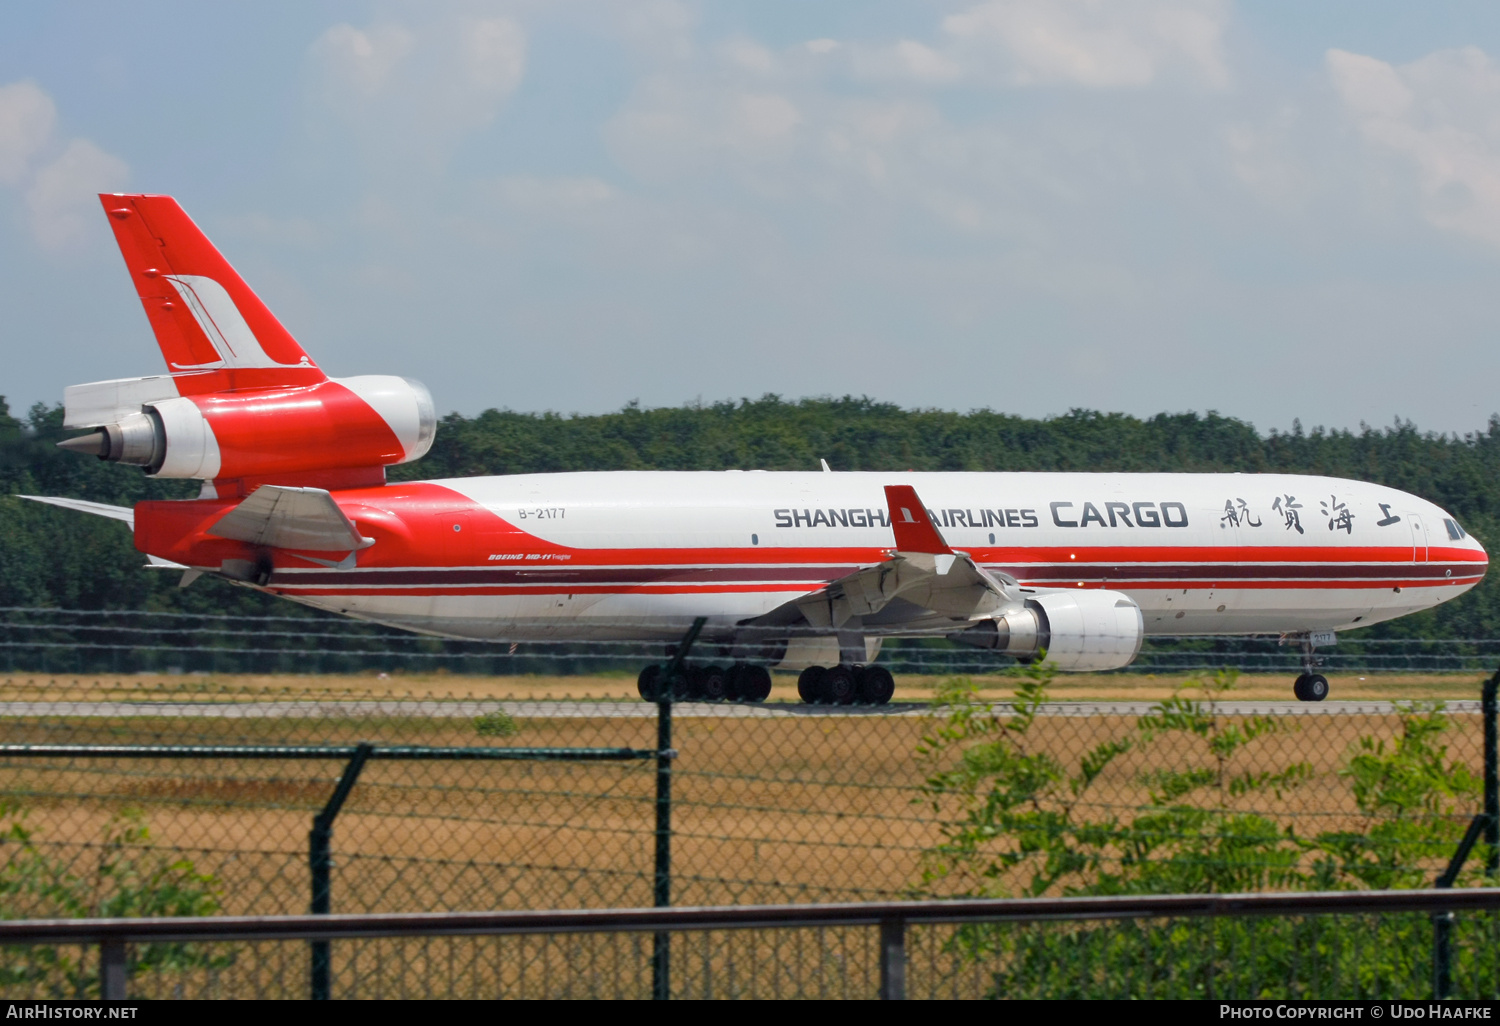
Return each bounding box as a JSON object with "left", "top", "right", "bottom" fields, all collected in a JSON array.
[
  {"left": 59, "top": 375, "right": 436, "bottom": 482},
  {"left": 949, "top": 589, "right": 1145, "bottom": 671}
]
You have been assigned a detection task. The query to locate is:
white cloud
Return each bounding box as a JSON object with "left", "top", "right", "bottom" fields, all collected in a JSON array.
[
  {"left": 849, "top": 40, "right": 964, "bottom": 85},
  {"left": 1328, "top": 46, "right": 1500, "bottom": 247},
  {"left": 461, "top": 18, "right": 527, "bottom": 95},
  {"left": 720, "top": 38, "right": 775, "bottom": 75},
  {"left": 941, "top": 0, "right": 1230, "bottom": 88},
  {"left": 616, "top": 1, "right": 697, "bottom": 64},
  {"left": 607, "top": 80, "right": 806, "bottom": 183},
  {"left": 0, "top": 80, "right": 55, "bottom": 185},
  {"left": 494, "top": 175, "right": 616, "bottom": 213},
  {"left": 307, "top": 16, "right": 526, "bottom": 174},
  {"left": 0, "top": 78, "right": 129, "bottom": 251},
  {"left": 1327, "top": 49, "right": 1413, "bottom": 120},
  {"left": 1222, "top": 106, "right": 1313, "bottom": 210},
  {"left": 26, "top": 139, "right": 130, "bottom": 251},
  {"left": 311, "top": 22, "right": 415, "bottom": 100}
]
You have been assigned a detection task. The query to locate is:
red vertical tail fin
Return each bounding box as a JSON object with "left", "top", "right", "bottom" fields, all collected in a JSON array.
[{"left": 99, "top": 194, "right": 324, "bottom": 394}]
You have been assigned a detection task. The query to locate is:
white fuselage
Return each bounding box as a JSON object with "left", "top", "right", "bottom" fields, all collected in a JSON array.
[{"left": 262, "top": 471, "right": 1488, "bottom": 645}]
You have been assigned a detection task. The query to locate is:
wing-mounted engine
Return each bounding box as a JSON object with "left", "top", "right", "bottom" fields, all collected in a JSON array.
[{"left": 948, "top": 589, "right": 1145, "bottom": 671}]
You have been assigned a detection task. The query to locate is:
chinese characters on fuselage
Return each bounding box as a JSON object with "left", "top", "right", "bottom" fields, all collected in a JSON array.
[{"left": 770, "top": 495, "right": 1390, "bottom": 533}]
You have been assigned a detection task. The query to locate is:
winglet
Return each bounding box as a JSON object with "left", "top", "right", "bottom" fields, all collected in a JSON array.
[{"left": 884, "top": 485, "right": 953, "bottom": 555}]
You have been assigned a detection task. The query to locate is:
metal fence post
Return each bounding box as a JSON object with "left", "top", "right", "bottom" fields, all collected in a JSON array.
[
  {"left": 1432, "top": 671, "right": 1500, "bottom": 999},
  {"left": 310, "top": 742, "right": 373, "bottom": 1001},
  {"left": 652, "top": 617, "right": 703, "bottom": 1001},
  {"left": 99, "top": 938, "right": 126, "bottom": 1000},
  {"left": 1433, "top": 910, "right": 1454, "bottom": 1000},
  {"left": 878, "top": 917, "right": 906, "bottom": 1000},
  {"left": 653, "top": 692, "right": 673, "bottom": 1001},
  {"left": 1484, "top": 670, "right": 1498, "bottom": 877}
]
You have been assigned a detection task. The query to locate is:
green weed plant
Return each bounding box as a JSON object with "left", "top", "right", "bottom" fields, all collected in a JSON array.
[
  {"left": 915, "top": 666, "right": 1495, "bottom": 998},
  {"left": 0, "top": 803, "right": 228, "bottom": 998}
]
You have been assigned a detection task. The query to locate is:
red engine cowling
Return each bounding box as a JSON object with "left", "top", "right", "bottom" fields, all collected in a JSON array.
[{"left": 62, "top": 375, "right": 436, "bottom": 484}]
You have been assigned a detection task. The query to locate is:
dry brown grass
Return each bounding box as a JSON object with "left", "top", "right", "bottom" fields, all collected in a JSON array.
[
  {"left": 1, "top": 669, "right": 1490, "bottom": 703},
  {"left": 2, "top": 704, "right": 1482, "bottom": 914}
]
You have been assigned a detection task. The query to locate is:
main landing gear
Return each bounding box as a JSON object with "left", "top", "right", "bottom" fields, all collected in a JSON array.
[
  {"left": 636, "top": 662, "right": 773, "bottom": 703},
  {"left": 796, "top": 664, "right": 896, "bottom": 706}
]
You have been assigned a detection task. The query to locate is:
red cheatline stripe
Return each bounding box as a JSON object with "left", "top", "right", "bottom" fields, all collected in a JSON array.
[
  {"left": 269, "top": 561, "right": 1482, "bottom": 587},
  {"left": 271, "top": 579, "right": 1478, "bottom": 597}
]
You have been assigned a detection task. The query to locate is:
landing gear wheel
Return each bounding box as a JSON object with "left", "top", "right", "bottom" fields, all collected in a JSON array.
[
  {"left": 824, "top": 665, "right": 858, "bottom": 705},
  {"left": 856, "top": 665, "right": 895, "bottom": 706},
  {"left": 738, "top": 665, "right": 772, "bottom": 703},
  {"left": 698, "top": 665, "right": 729, "bottom": 703},
  {"left": 1302, "top": 672, "right": 1326, "bottom": 705},
  {"left": 637, "top": 665, "right": 661, "bottom": 701},
  {"left": 1293, "top": 673, "right": 1329, "bottom": 702},
  {"left": 797, "top": 666, "right": 828, "bottom": 704},
  {"left": 664, "top": 666, "right": 692, "bottom": 701}
]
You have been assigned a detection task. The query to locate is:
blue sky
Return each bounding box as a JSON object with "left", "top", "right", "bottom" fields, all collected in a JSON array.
[{"left": 6, "top": 1, "right": 1500, "bottom": 435}]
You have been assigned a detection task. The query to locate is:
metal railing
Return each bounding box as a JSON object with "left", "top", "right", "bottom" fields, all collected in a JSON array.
[{"left": 7, "top": 889, "right": 1500, "bottom": 1000}]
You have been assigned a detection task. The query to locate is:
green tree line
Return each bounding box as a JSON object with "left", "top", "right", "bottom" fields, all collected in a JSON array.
[{"left": 3, "top": 394, "right": 1499, "bottom": 637}]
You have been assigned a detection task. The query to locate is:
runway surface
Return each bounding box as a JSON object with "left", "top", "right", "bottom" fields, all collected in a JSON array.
[{"left": 0, "top": 700, "right": 1478, "bottom": 719}]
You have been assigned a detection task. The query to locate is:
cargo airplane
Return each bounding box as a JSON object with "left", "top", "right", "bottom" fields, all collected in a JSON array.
[{"left": 24, "top": 195, "right": 1489, "bottom": 704}]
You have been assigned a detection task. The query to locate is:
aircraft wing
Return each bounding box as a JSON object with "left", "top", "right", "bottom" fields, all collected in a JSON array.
[
  {"left": 207, "top": 485, "right": 374, "bottom": 552},
  {"left": 756, "top": 484, "right": 1017, "bottom": 632}
]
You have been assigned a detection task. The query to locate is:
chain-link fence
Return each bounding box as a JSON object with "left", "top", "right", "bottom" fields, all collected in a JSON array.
[
  {"left": 5, "top": 607, "right": 1500, "bottom": 675},
  {"left": 1, "top": 651, "right": 1497, "bottom": 997}
]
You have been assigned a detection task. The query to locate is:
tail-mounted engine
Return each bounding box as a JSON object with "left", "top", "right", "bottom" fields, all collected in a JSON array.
[
  {"left": 58, "top": 375, "right": 436, "bottom": 483},
  {"left": 949, "top": 589, "right": 1145, "bottom": 671}
]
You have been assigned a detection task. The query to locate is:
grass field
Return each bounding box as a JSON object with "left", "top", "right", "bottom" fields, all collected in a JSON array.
[{"left": 3, "top": 668, "right": 1493, "bottom": 702}]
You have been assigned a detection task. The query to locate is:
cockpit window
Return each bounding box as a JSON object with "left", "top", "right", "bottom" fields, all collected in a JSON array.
[{"left": 1444, "top": 518, "right": 1468, "bottom": 541}]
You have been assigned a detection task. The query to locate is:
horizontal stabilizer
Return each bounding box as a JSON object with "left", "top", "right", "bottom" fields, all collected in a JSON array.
[
  {"left": 17, "top": 495, "right": 135, "bottom": 528},
  {"left": 207, "top": 485, "right": 374, "bottom": 552},
  {"left": 63, "top": 375, "right": 180, "bottom": 429}
]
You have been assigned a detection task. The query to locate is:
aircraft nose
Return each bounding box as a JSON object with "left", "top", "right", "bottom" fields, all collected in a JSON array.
[{"left": 1440, "top": 510, "right": 1488, "bottom": 577}]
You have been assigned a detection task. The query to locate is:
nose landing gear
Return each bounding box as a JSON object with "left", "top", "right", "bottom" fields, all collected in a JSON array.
[
  {"left": 1292, "top": 673, "right": 1329, "bottom": 702},
  {"left": 1289, "top": 633, "right": 1331, "bottom": 702}
]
